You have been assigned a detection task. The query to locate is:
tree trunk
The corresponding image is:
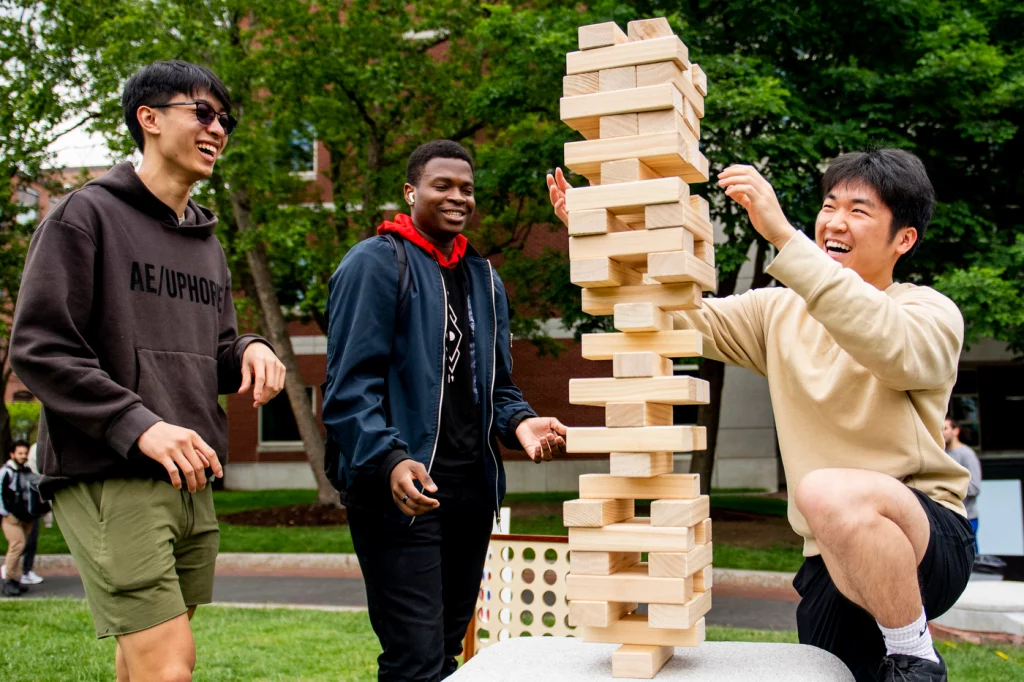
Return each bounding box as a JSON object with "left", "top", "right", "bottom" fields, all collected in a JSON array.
[{"left": 230, "top": 191, "right": 340, "bottom": 507}]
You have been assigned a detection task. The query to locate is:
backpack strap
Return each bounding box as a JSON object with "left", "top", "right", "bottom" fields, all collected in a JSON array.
[{"left": 384, "top": 233, "right": 411, "bottom": 313}]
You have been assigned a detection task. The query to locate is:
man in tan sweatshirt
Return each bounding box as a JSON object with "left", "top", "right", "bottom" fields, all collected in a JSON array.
[{"left": 548, "top": 149, "right": 973, "bottom": 682}]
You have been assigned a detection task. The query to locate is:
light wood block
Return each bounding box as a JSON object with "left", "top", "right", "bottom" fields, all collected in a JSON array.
[
  {"left": 564, "top": 132, "right": 708, "bottom": 184},
  {"left": 600, "top": 158, "right": 660, "bottom": 185},
  {"left": 569, "top": 425, "right": 706, "bottom": 453},
  {"left": 637, "top": 109, "right": 698, "bottom": 143},
  {"left": 581, "top": 281, "right": 702, "bottom": 315},
  {"left": 636, "top": 60, "right": 704, "bottom": 119},
  {"left": 570, "top": 375, "right": 709, "bottom": 407},
  {"left": 627, "top": 17, "right": 674, "bottom": 42},
  {"left": 567, "top": 209, "right": 630, "bottom": 236},
  {"left": 567, "top": 35, "right": 689, "bottom": 76},
  {"left": 614, "top": 302, "right": 673, "bottom": 333},
  {"left": 612, "top": 352, "right": 674, "bottom": 378},
  {"left": 563, "top": 72, "right": 600, "bottom": 97},
  {"left": 582, "top": 330, "right": 704, "bottom": 360},
  {"left": 599, "top": 66, "right": 636, "bottom": 91},
  {"left": 579, "top": 473, "right": 701, "bottom": 500},
  {"left": 695, "top": 518, "right": 712, "bottom": 544},
  {"left": 645, "top": 201, "right": 714, "bottom": 241},
  {"left": 585, "top": 613, "right": 705, "bottom": 647},
  {"left": 690, "top": 195, "right": 710, "bottom": 222},
  {"left": 563, "top": 498, "right": 634, "bottom": 527},
  {"left": 694, "top": 565, "right": 712, "bottom": 592},
  {"left": 570, "top": 551, "right": 641, "bottom": 575},
  {"left": 692, "top": 64, "right": 707, "bottom": 96},
  {"left": 694, "top": 239, "right": 715, "bottom": 267},
  {"left": 649, "top": 591, "right": 712, "bottom": 630},
  {"left": 569, "top": 600, "right": 638, "bottom": 627},
  {"left": 561, "top": 84, "right": 682, "bottom": 137},
  {"left": 570, "top": 520, "right": 695, "bottom": 554},
  {"left": 648, "top": 250, "right": 717, "bottom": 291},
  {"left": 650, "top": 495, "right": 710, "bottom": 528},
  {"left": 571, "top": 257, "right": 644, "bottom": 288},
  {"left": 566, "top": 177, "right": 687, "bottom": 214},
  {"left": 648, "top": 543, "right": 714, "bottom": 579},
  {"left": 600, "top": 113, "right": 638, "bottom": 138},
  {"left": 569, "top": 227, "right": 692, "bottom": 268},
  {"left": 605, "top": 401, "right": 674, "bottom": 427},
  {"left": 609, "top": 451, "right": 674, "bottom": 477},
  {"left": 578, "top": 22, "right": 628, "bottom": 51},
  {"left": 566, "top": 561, "right": 694, "bottom": 603},
  {"left": 612, "top": 644, "right": 673, "bottom": 679}
]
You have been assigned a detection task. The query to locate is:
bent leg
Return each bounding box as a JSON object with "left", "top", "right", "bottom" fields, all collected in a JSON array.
[{"left": 116, "top": 613, "right": 196, "bottom": 682}]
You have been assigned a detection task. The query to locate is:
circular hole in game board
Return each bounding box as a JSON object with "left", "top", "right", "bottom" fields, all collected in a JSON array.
[
  {"left": 521, "top": 589, "right": 534, "bottom": 604},
  {"left": 477, "top": 628, "right": 490, "bottom": 642},
  {"left": 521, "top": 631, "right": 532, "bottom": 637},
  {"left": 520, "top": 610, "right": 534, "bottom": 626},
  {"left": 480, "top": 586, "right": 491, "bottom": 602},
  {"left": 499, "top": 609, "right": 512, "bottom": 625},
  {"left": 542, "top": 612, "right": 556, "bottom": 628},
  {"left": 501, "top": 546, "right": 515, "bottom": 562},
  {"left": 482, "top": 566, "right": 492, "bottom": 581},
  {"left": 500, "top": 566, "right": 514, "bottom": 583},
  {"left": 565, "top": 615, "right": 576, "bottom": 631},
  {"left": 477, "top": 607, "right": 490, "bottom": 623},
  {"left": 543, "top": 569, "right": 557, "bottom": 585},
  {"left": 500, "top": 587, "right": 513, "bottom": 604},
  {"left": 523, "top": 547, "right": 536, "bottom": 562},
  {"left": 522, "top": 568, "right": 535, "bottom": 584},
  {"left": 544, "top": 548, "right": 558, "bottom": 564},
  {"left": 498, "top": 629, "right": 511, "bottom": 641},
  {"left": 543, "top": 591, "right": 557, "bottom": 607}
]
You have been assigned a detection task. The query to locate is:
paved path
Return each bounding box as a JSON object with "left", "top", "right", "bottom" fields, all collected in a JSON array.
[{"left": 13, "top": 574, "right": 799, "bottom": 631}]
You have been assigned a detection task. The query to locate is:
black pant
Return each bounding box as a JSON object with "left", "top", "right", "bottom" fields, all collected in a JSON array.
[
  {"left": 23, "top": 518, "right": 39, "bottom": 573},
  {"left": 793, "top": 488, "right": 975, "bottom": 682},
  {"left": 348, "top": 478, "right": 494, "bottom": 682}
]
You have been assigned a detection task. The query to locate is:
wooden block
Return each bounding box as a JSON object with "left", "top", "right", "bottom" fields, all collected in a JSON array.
[
  {"left": 584, "top": 613, "right": 705, "bottom": 647},
  {"left": 627, "top": 17, "right": 674, "bottom": 42},
  {"left": 567, "top": 209, "right": 631, "bottom": 236},
  {"left": 567, "top": 35, "right": 689, "bottom": 76},
  {"left": 578, "top": 22, "right": 627, "bottom": 51},
  {"left": 570, "top": 375, "right": 709, "bottom": 407},
  {"left": 636, "top": 109, "right": 698, "bottom": 143},
  {"left": 648, "top": 250, "right": 717, "bottom": 291},
  {"left": 636, "top": 60, "right": 704, "bottom": 119},
  {"left": 645, "top": 201, "right": 714, "bottom": 241},
  {"left": 569, "top": 226, "right": 693, "bottom": 267},
  {"left": 570, "top": 551, "right": 641, "bottom": 575},
  {"left": 566, "top": 561, "right": 694, "bottom": 603},
  {"left": 571, "top": 257, "right": 644, "bottom": 288},
  {"left": 561, "top": 84, "right": 682, "bottom": 136},
  {"left": 648, "top": 543, "right": 713, "bottom": 579},
  {"left": 614, "top": 302, "right": 673, "bottom": 333},
  {"left": 609, "top": 451, "right": 674, "bottom": 477},
  {"left": 605, "top": 401, "right": 674, "bottom": 427},
  {"left": 581, "top": 281, "right": 702, "bottom": 316},
  {"left": 570, "top": 520, "right": 695, "bottom": 553},
  {"left": 694, "top": 565, "right": 712, "bottom": 592},
  {"left": 579, "top": 473, "right": 701, "bottom": 500},
  {"left": 612, "top": 644, "right": 673, "bottom": 679},
  {"left": 566, "top": 177, "right": 687, "bottom": 214},
  {"left": 689, "top": 195, "right": 710, "bottom": 222},
  {"left": 650, "top": 496, "right": 710, "bottom": 528},
  {"left": 649, "top": 591, "right": 712, "bottom": 630},
  {"left": 694, "top": 240, "right": 715, "bottom": 267},
  {"left": 582, "top": 329, "right": 704, "bottom": 360},
  {"left": 563, "top": 72, "right": 600, "bottom": 97},
  {"left": 600, "top": 159, "right": 660, "bottom": 185},
  {"left": 612, "top": 352, "right": 674, "bottom": 378},
  {"left": 599, "top": 66, "right": 636, "bottom": 91},
  {"left": 563, "top": 498, "right": 634, "bottom": 527},
  {"left": 695, "top": 518, "right": 712, "bottom": 544},
  {"left": 564, "top": 132, "right": 707, "bottom": 183},
  {"left": 569, "top": 600, "right": 638, "bottom": 627},
  {"left": 569, "top": 425, "right": 706, "bottom": 453},
  {"left": 692, "top": 64, "right": 707, "bottom": 96},
  {"left": 599, "top": 113, "right": 638, "bottom": 138}
]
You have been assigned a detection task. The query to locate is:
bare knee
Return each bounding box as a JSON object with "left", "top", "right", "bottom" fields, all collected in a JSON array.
[
  {"left": 154, "top": 665, "right": 193, "bottom": 682},
  {"left": 795, "top": 469, "right": 847, "bottom": 525}
]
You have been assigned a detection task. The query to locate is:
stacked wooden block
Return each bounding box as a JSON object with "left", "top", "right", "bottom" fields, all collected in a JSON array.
[{"left": 560, "top": 18, "right": 715, "bottom": 680}]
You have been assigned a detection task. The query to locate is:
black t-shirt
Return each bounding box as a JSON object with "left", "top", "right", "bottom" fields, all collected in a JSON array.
[{"left": 431, "top": 260, "right": 483, "bottom": 479}]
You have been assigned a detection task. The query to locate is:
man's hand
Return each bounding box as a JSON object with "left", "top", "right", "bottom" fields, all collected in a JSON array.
[
  {"left": 239, "top": 343, "right": 286, "bottom": 408},
  {"left": 516, "top": 417, "right": 568, "bottom": 463},
  {"left": 717, "top": 165, "right": 797, "bottom": 249},
  {"left": 546, "top": 168, "right": 572, "bottom": 226},
  {"left": 137, "top": 422, "right": 222, "bottom": 492},
  {"left": 390, "top": 459, "right": 440, "bottom": 517}
]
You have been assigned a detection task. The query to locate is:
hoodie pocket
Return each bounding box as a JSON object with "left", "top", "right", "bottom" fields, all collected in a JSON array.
[{"left": 136, "top": 349, "right": 227, "bottom": 461}]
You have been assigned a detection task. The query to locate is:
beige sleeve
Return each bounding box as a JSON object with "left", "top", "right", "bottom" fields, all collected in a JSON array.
[
  {"left": 766, "top": 231, "right": 964, "bottom": 391},
  {"left": 672, "top": 288, "right": 775, "bottom": 376}
]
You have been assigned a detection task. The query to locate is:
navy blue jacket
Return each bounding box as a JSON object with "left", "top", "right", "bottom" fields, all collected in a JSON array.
[{"left": 322, "top": 234, "right": 535, "bottom": 523}]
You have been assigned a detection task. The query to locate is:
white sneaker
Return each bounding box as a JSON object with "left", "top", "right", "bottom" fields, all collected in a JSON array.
[
  {"left": 21, "top": 571, "right": 44, "bottom": 585},
  {"left": 1, "top": 565, "right": 5, "bottom": 580}
]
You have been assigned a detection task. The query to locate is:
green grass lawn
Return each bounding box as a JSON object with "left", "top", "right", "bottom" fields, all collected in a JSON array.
[{"left": 2, "top": 600, "right": 1021, "bottom": 682}]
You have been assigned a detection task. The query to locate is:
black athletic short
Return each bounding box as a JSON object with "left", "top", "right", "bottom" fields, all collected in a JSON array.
[{"left": 793, "top": 488, "right": 975, "bottom": 682}]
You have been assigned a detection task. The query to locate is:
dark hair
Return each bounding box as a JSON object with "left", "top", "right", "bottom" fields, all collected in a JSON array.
[
  {"left": 122, "top": 60, "right": 232, "bottom": 152},
  {"left": 9, "top": 440, "right": 29, "bottom": 453},
  {"left": 945, "top": 417, "right": 960, "bottom": 429},
  {"left": 821, "top": 149, "right": 935, "bottom": 258},
  {"left": 406, "top": 140, "right": 474, "bottom": 186}
]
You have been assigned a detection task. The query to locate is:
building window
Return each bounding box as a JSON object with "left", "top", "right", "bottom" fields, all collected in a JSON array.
[
  {"left": 258, "top": 387, "right": 315, "bottom": 445},
  {"left": 951, "top": 365, "right": 1024, "bottom": 453},
  {"left": 283, "top": 123, "right": 316, "bottom": 179}
]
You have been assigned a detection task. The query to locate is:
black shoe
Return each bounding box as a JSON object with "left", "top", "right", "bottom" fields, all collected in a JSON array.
[
  {"left": 878, "top": 651, "right": 947, "bottom": 681},
  {"left": 2, "top": 578, "right": 24, "bottom": 597}
]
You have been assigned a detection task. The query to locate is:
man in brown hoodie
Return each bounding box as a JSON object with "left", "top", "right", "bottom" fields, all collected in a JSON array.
[{"left": 10, "top": 61, "right": 285, "bottom": 681}]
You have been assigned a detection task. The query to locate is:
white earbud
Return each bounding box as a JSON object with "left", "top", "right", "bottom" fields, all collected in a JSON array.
[{"left": 408, "top": 191, "right": 416, "bottom": 206}]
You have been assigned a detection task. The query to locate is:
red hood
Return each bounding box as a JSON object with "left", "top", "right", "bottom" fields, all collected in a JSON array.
[{"left": 376, "top": 213, "right": 467, "bottom": 268}]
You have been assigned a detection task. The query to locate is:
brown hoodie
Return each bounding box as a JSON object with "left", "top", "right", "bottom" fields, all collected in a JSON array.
[{"left": 10, "top": 162, "right": 267, "bottom": 495}]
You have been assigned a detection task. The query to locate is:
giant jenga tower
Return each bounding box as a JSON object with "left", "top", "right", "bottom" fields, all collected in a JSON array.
[{"left": 560, "top": 18, "right": 714, "bottom": 680}]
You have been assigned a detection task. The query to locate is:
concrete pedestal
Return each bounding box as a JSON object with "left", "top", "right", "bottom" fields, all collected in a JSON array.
[{"left": 933, "top": 580, "right": 1024, "bottom": 637}]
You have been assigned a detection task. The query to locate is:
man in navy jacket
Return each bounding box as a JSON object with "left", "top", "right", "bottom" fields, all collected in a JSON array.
[{"left": 323, "top": 140, "right": 567, "bottom": 681}]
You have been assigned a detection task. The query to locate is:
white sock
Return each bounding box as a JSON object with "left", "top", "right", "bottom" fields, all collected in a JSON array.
[{"left": 878, "top": 608, "right": 939, "bottom": 663}]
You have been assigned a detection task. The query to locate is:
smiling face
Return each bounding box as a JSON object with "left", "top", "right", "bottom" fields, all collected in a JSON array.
[
  {"left": 815, "top": 181, "right": 917, "bottom": 290},
  {"left": 141, "top": 90, "right": 229, "bottom": 183},
  {"left": 405, "top": 157, "right": 476, "bottom": 245},
  {"left": 10, "top": 445, "right": 28, "bottom": 466}
]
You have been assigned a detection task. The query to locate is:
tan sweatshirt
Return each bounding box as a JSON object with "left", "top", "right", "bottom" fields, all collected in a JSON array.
[{"left": 672, "top": 231, "right": 969, "bottom": 556}]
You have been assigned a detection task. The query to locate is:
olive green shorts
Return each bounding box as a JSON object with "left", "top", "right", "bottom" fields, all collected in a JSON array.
[{"left": 52, "top": 478, "right": 219, "bottom": 638}]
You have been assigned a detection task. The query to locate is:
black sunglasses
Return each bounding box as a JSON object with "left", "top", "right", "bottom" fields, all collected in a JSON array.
[{"left": 150, "top": 100, "right": 237, "bottom": 135}]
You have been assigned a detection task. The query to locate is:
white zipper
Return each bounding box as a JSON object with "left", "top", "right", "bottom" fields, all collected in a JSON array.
[{"left": 486, "top": 262, "right": 501, "bottom": 525}]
